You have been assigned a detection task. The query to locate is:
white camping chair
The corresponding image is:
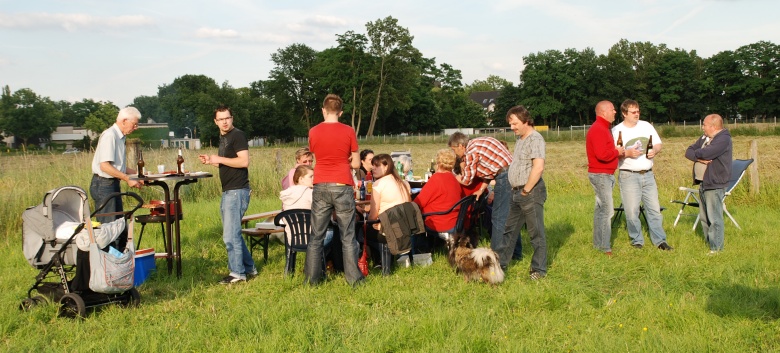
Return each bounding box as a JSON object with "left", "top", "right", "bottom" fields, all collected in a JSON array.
[{"left": 671, "top": 158, "right": 753, "bottom": 230}]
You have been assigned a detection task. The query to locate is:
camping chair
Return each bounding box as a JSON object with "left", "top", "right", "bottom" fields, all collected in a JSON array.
[
  {"left": 421, "top": 195, "right": 477, "bottom": 250},
  {"left": 671, "top": 158, "right": 753, "bottom": 230},
  {"left": 273, "top": 209, "right": 321, "bottom": 277}
]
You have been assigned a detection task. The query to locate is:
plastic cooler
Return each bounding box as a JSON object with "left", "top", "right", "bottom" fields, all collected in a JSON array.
[{"left": 134, "top": 248, "right": 156, "bottom": 286}]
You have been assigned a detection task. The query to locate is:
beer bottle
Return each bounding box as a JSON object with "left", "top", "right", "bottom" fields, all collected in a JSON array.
[
  {"left": 616, "top": 131, "right": 623, "bottom": 147},
  {"left": 359, "top": 180, "right": 366, "bottom": 200},
  {"left": 137, "top": 149, "right": 145, "bottom": 178},
  {"left": 176, "top": 148, "right": 185, "bottom": 175},
  {"left": 645, "top": 135, "right": 653, "bottom": 158}
]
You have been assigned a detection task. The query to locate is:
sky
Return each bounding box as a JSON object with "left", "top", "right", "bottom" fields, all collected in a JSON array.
[{"left": 2, "top": 0, "right": 779, "bottom": 108}]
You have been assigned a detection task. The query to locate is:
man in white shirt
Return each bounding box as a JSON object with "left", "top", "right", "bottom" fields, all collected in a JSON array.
[{"left": 612, "top": 100, "right": 672, "bottom": 251}]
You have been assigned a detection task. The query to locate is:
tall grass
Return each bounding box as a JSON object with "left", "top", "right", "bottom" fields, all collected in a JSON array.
[{"left": 2, "top": 137, "right": 780, "bottom": 352}]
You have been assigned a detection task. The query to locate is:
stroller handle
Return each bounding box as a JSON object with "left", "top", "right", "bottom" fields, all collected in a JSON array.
[{"left": 92, "top": 192, "right": 144, "bottom": 219}]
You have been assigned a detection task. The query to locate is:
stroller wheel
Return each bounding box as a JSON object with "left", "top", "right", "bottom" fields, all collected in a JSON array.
[
  {"left": 58, "top": 293, "right": 86, "bottom": 319},
  {"left": 122, "top": 288, "right": 141, "bottom": 308}
]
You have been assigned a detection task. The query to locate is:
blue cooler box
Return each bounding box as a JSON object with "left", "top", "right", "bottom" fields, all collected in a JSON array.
[{"left": 134, "top": 248, "right": 156, "bottom": 286}]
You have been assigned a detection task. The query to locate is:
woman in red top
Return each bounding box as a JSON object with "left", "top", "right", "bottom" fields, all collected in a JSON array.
[{"left": 414, "top": 149, "right": 464, "bottom": 233}]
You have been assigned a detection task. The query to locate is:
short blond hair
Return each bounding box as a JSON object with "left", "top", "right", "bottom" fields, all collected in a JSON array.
[{"left": 436, "top": 148, "right": 456, "bottom": 171}]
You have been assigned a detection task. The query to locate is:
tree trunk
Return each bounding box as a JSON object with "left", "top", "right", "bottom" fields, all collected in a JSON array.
[{"left": 367, "top": 58, "right": 386, "bottom": 137}]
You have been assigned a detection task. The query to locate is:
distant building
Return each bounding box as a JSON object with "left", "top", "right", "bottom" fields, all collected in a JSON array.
[
  {"left": 50, "top": 124, "right": 96, "bottom": 149},
  {"left": 468, "top": 91, "right": 500, "bottom": 113}
]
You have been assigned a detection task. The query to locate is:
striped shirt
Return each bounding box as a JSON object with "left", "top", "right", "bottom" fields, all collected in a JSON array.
[{"left": 461, "top": 137, "right": 513, "bottom": 185}]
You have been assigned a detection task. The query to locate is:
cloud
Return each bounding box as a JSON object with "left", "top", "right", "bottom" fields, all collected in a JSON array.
[
  {"left": 194, "top": 27, "right": 240, "bottom": 39},
  {"left": 0, "top": 12, "right": 155, "bottom": 31},
  {"left": 304, "top": 15, "right": 349, "bottom": 28}
]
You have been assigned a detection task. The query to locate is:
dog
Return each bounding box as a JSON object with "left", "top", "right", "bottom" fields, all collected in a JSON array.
[{"left": 448, "top": 232, "right": 504, "bottom": 285}]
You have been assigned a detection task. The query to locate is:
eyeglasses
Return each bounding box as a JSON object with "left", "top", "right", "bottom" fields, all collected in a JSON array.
[
  {"left": 215, "top": 116, "right": 233, "bottom": 122},
  {"left": 627, "top": 110, "right": 640, "bottom": 114}
]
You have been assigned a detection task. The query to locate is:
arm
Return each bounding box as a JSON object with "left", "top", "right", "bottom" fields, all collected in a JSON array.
[
  {"left": 593, "top": 131, "right": 622, "bottom": 163},
  {"left": 200, "top": 150, "right": 249, "bottom": 168},
  {"left": 459, "top": 153, "right": 477, "bottom": 186},
  {"left": 100, "top": 162, "right": 142, "bottom": 188},
  {"left": 685, "top": 136, "right": 706, "bottom": 162},
  {"left": 646, "top": 143, "right": 662, "bottom": 159},
  {"left": 694, "top": 133, "right": 729, "bottom": 161},
  {"left": 522, "top": 158, "right": 545, "bottom": 195},
  {"left": 350, "top": 151, "right": 360, "bottom": 169}
]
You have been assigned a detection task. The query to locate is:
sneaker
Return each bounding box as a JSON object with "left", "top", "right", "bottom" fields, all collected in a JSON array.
[
  {"left": 218, "top": 275, "right": 246, "bottom": 284},
  {"left": 708, "top": 250, "right": 719, "bottom": 256},
  {"left": 657, "top": 242, "right": 674, "bottom": 251},
  {"left": 605, "top": 251, "right": 613, "bottom": 256},
  {"left": 529, "top": 271, "right": 545, "bottom": 280},
  {"left": 632, "top": 243, "right": 643, "bottom": 249},
  {"left": 246, "top": 270, "right": 258, "bottom": 280}
]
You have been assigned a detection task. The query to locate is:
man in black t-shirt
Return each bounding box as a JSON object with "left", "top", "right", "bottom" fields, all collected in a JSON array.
[{"left": 199, "top": 105, "right": 256, "bottom": 284}]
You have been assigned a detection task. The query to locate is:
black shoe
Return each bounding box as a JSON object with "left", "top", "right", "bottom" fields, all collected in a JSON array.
[
  {"left": 218, "top": 275, "right": 246, "bottom": 284},
  {"left": 657, "top": 242, "right": 674, "bottom": 251},
  {"left": 246, "top": 270, "right": 258, "bottom": 280},
  {"left": 632, "top": 243, "right": 643, "bottom": 249}
]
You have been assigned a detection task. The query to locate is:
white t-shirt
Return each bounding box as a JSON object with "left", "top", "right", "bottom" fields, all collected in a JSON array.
[{"left": 612, "top": 120, "right": 661, "bottom": 171}]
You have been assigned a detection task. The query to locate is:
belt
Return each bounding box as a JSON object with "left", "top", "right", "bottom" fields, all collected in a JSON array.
[
  {"left": 512, "top": 184, "right": 525, "bottom": 191},
  {"left": 620, "top": 169, "right": 652, "bottom": 175},
  {"left": 495, "top": 167, "right": 508, "bottom": 176},
  {"left": 93, "top": 174, "right": 117, "bottom": 180}
]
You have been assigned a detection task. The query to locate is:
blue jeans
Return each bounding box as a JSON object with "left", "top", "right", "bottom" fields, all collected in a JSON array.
[
  {"left": 489, "top": 172, "right": 511, "bottom": 256},
  {"left": 499, "top": 178, "right": 547, "bottom": 273},
  {"left": 305, "top": 184, "right": 364, "bottom": 286},
  {"left": 90, "top": 175, "right": 122, "bottom": 225},
  {"left": 589, "top": 173, "right": 614, "bottom": 252},
  {"left": 618, "top": 170, "right": 668, "bottom": 246},
  {"left": 699, "top": 188, "right": 726, "bottom": 251},
  {"left": 221, "top": 188, "right": 255, "bottom": 279}
]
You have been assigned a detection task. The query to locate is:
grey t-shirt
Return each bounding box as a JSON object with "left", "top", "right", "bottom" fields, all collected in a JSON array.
[{"left": 508, "top": 130, "right": 545, "bottom": 188}]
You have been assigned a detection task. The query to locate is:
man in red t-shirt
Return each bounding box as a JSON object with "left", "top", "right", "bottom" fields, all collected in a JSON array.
[
  {"left": 305, "top": 94, "right": 364, "bottom": 286},
  {"left": 586, "top": 100, "right": 625, "bottom": 255}
]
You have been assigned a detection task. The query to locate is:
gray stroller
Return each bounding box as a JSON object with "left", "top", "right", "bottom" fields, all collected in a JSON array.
[{"left": 20, "top": 186, "right": 143, "bottom": 318}]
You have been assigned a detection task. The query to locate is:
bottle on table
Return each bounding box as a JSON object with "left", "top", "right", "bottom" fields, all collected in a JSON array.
[
  {"left": 176, "top": 148, "right": 185, "bottom": 175},
  {"left": 359, "top": 180, "right": 366, "bottom": 200},
  {"left": 645, "top": 135, "right": 653, "bottom": 158},
  {"left": 137, "top": 149, "right": 145, "bottom": 178},
  {"left": 365, "top": 180, "right": 372, "bottom": 201},
  {"left": 616, "top": 131, "right": 623, "bottom": 147}
]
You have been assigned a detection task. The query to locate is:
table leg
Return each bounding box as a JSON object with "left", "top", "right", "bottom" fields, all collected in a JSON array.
[
  {"left": 148, "top": 180, "right": 174, "bottom": 275},
  {"left": 173, "top": 179, "right": 197, "bottom": 278}
]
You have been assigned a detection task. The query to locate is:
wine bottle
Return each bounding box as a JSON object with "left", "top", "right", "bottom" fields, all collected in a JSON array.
[
  {"left": 176, "top": 148, "right": 185, "bottom": 175},
  {"left": 616, "top": 131, "right": 623, "bottom": 147},
  {"left": 137, "top": 149, "right": 145, "bottom": 178},
  {"left": 645, "top": 135, "right": 653, "bottom": 158},
  {"left": 429, "top": 159, "right": 435, "bottom": 173}
]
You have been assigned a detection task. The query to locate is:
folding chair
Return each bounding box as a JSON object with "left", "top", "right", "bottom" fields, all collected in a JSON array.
[{"left": 671, "top": 158, "right": 753, "bottom": 230}]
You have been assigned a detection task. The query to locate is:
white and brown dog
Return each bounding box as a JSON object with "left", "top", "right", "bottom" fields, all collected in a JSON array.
[{"left": 448, "top": 233, "right": 504, "bottom": 285}]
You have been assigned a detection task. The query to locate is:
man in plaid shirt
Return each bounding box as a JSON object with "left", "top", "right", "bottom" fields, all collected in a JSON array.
[{"left": 449, "top": 132, "right": 513, "bottom": 268}]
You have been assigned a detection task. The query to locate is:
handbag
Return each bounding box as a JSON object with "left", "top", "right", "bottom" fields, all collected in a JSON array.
[{"left": 88, "top": 220, "right": 135, "bottom": 293}]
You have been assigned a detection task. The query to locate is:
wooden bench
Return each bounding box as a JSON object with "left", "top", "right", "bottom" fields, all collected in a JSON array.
[{"left": 241, "top": 210, "right": 283, "bottom": 263}]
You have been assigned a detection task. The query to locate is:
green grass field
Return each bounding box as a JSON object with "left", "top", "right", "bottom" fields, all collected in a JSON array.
[{"left": 1, "top": 136, "right": 779, "bottom": 352}]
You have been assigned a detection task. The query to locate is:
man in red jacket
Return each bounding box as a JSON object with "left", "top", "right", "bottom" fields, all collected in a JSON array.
[{"left": 586, "top": 101, "right": 625, "bottom": 255}]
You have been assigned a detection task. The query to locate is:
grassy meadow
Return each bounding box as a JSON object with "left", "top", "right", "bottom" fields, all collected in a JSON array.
[{"left": 2, "top": 135, "right": 780, "bottom": 352}]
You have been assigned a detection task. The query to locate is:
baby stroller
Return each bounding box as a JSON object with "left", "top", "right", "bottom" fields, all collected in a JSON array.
[{"left": 20, "top": 186, "right": 143, "bottom": 318}]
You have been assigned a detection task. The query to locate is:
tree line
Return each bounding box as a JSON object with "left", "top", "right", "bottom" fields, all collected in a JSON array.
[
  {"left": 494, "top": 39, "right": 780, "bottom": 127},
  {"left": 1, "top": 15, "right": 778, "bottom": 148}
]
